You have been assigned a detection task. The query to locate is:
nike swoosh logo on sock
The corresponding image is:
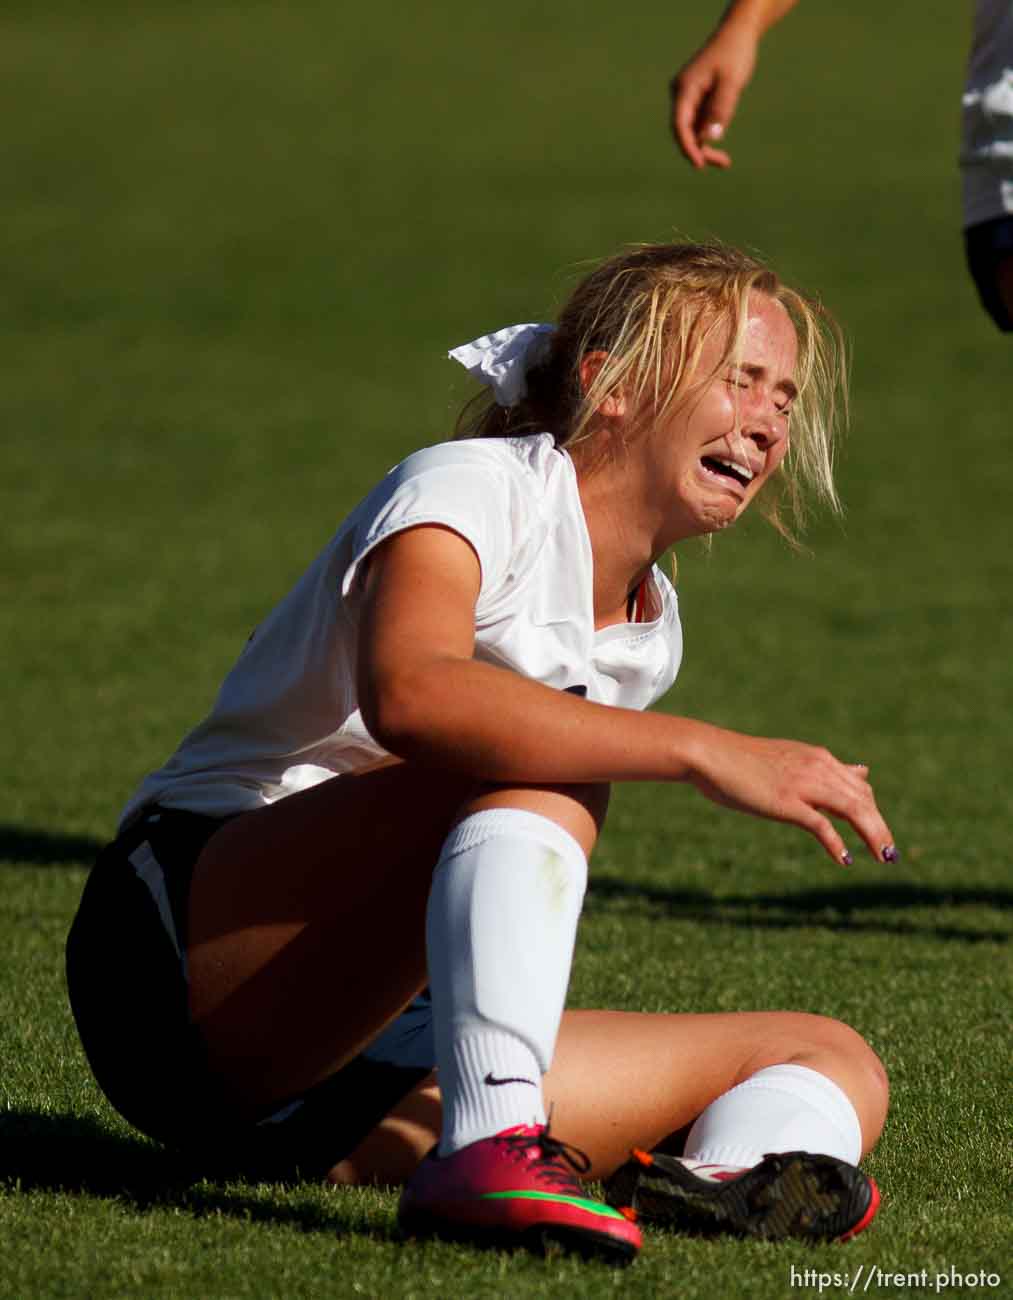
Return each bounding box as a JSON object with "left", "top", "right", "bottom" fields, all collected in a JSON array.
[{"left": 483, "top": 1072, "right": 538, "bottom": 1088}]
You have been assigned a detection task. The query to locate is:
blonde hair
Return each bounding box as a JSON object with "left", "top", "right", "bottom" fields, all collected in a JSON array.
[{"left": 455, "top": 241, "right": 848, "bottom": 541}]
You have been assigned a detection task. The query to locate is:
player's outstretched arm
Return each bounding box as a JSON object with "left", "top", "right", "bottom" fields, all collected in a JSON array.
[
  {"left": 671, "top": 0, "right": 801, "bottom": 168},
  {"left": 356, "top": 525, "right": 896, "bottom": 865}
]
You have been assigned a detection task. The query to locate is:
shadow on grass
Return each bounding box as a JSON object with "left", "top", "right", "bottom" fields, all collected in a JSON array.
[
  {"left": 0, "top": 1110, "right": 397, "bottom": 1241},
  {"left": 0, "top": 825, "right": 104, "bottom": 867},
  {"left": 585, "top": 879, "right": 1011, "bottom": 943}
]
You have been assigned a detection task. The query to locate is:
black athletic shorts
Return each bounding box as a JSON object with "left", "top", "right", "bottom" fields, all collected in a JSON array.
[
  {"left": 965, "top": 215, "right": 1013, "bottom": 332},
  {"left": 65, "top": 806, "right": 436, "bottom": 1180}
]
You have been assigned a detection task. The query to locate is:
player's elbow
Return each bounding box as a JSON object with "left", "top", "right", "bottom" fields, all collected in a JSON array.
[{"left": 359, "top": 661, "right": 452, "bottom": 760}]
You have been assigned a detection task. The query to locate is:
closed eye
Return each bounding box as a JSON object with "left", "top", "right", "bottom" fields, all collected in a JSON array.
[{"left": 726, "top": 368, "right": 795, "bottom": 420}]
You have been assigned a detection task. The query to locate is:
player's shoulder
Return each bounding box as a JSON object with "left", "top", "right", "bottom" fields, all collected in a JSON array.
[{"left": 393, "top": 433, "right": 562, "bottom": 490}]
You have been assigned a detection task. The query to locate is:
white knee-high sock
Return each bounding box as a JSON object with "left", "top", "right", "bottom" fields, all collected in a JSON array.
[
  {"left": 683, "top": 1064, "right": 864, "bottom": 1167},
  {"left": 426, "top": 808, "right": 588, "bottom": 1156}
]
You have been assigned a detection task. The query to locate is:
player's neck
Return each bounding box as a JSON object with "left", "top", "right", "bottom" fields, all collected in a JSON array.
[{"left": 576, "top": 460, "right": 657, "bottom": 629}]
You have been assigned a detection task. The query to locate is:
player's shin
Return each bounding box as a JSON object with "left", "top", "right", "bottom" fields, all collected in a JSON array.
[{"left": 424, "top": 808, "right": 587, "bottom": 1154}]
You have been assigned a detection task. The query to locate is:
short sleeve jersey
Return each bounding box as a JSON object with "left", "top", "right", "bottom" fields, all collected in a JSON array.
[
  {"left": 962, "top": 0, "right": 1013, "bottom": 227},
  {"left": 119, "top": 434, "right": 683, "bottom": 825}
]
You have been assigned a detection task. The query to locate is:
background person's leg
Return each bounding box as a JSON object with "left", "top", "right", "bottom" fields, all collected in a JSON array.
[{"left": 965, "top": 216, "right": 1013, "bottom": 331}]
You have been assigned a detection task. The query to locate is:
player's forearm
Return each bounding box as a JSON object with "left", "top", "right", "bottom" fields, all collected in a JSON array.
[
  {"left": 362, "top": 649, "right": 898, "bottom": 867},
  {"left": 362, "top": 655, "right": 715, "bottom": 787}
]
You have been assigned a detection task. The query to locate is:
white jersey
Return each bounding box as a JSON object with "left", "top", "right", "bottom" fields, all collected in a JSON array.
[
  {"left": 120, "top": 435, "right": 683, "bottom": 826},
  {"left": 962, "top": 0, "right": 1013, "bottom": 227}
]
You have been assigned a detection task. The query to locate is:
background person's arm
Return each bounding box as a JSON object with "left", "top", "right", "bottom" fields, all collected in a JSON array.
[{"left": 671, "top": 0, "right": 800, "bottom": 168}]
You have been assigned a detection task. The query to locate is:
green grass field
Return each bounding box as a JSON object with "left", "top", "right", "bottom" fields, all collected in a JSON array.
[{"left": 1, "top": 2, "right": 1011, "bottom": 1296}]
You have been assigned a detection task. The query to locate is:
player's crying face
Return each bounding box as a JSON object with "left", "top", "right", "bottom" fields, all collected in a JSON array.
[{"left": 648, "top": 295, "right": 796, "bottom": 541}]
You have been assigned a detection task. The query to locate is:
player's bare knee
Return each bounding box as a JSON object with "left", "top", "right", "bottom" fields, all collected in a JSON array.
[
  {"left": 743, "top": 1012, "right": 889, "bottom": 1137},
  {"left": 461, "top": 782, "right": 610, "bottom": 857},
  {"left": 853, "top": 1036, "right": 890, "bottom": 1141},
  {"left": 828, "top": 1018, "right": 888, "bottom": 1102},
  {"left": 795, "top": 1014, "right": 889, "bottom": 1144}
]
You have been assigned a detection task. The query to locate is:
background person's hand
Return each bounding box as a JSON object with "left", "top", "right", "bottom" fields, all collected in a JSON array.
[
  {"left": 670, "top": 0, "right": 801, "bottom": 168},
  {"left": 670, "top": 23, "right": 759, "bottom": 168}
]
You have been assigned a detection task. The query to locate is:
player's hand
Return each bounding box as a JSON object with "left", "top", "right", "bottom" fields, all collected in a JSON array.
[
  {"left": 685, "top": 726, "right": 897, "bottom": 865},
  {"left": 670, "top": 26, "right": 759, "bottom": 168}
]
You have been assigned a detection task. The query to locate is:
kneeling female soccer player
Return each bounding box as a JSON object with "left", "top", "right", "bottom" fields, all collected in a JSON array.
[{"left": 67, "top": 241, "right": 895, "bottom": 1264}]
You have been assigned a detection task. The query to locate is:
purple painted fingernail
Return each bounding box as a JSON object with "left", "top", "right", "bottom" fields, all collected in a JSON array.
[
  {"left": 841, "top": 850, "right": 853, "bottom": 866},
  {"left": 882, "top": 845, "right": 898, "bottom": 863}
]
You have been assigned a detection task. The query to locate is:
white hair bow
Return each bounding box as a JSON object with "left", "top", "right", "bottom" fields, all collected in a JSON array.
[{"left": 448, "top": 322, "right": 555, "bottom": 407}]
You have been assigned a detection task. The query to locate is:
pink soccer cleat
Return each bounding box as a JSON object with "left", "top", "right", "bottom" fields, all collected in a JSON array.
[{"left": 398, "top": 1123, "right": 641, "bottom": 1263}]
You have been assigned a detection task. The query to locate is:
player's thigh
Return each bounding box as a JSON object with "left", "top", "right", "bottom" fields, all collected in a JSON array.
[
  {"left": 186, "top": 766, "right": 610, "bottom": 1109},
  {"left": 186, "top": 761, "right": 474, "bottom": 1102}
]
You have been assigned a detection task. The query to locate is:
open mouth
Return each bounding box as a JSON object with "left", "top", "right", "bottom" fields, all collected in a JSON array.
[{"left": 700, "top": 455, "right": 754, "bottom": 489}]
